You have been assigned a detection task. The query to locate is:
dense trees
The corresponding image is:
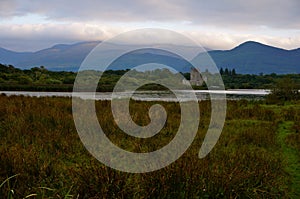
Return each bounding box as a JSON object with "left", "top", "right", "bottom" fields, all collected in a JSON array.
[
  {"left": 0, "top": 64, "right": 76, "bottom": 91},
  {"left": 267, "top": 77, "right": 300, "bottom": 103},
  {"left": 1, "top": 63, "right": 300, "bottom": 92},
  {"left": 219, "top": 67, "right": 236, "bottom": 76},
  {"left": 219, "top": 67, "right": 300, "bottom": 90}
]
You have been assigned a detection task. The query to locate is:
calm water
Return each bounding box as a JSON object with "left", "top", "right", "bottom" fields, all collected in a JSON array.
[{"left": 0, "top": 89, "right": 270, "bottom": 101}]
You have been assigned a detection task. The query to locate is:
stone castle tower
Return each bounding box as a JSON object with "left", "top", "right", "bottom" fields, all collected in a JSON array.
[{"left": 190, "top": 67, "right": 203, "bottom": 86}]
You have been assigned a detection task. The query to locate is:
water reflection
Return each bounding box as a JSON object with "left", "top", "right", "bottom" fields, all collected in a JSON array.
[{"left": 0, "top": 90, "right": 269, "bottom": 101}]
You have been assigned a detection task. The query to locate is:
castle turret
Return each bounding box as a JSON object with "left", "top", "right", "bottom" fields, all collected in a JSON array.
[{"left": 190, "top": 67, "right": 203, "bottom": 86}]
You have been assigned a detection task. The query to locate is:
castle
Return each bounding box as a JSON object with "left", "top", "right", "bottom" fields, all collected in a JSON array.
[{"left": 190, "top": 67, "right": 204, "bottom": 86}]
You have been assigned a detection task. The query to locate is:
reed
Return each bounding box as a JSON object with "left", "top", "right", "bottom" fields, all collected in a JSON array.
[{"left": 0, "top": 95, "right": 298, "bottom": 198}]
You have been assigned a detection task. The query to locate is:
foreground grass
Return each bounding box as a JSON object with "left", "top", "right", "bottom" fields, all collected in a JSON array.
[
  {"left": 0, "top": 95, "right": 299, "bottom": 198},
  {"left": 278, "top": 122, "right": 300, "bottom": 198}
]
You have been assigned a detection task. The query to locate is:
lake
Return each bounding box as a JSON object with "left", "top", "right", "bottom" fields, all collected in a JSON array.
[{"left": 0, "top": 89, "right": 270, "bottom": 101}]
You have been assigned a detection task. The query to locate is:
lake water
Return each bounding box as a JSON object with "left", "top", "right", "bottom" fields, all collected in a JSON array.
[{"left": 0, "top": 89, "right": 270, "bottom": 101}]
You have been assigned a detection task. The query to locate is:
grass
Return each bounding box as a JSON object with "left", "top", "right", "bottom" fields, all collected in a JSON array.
[
  {"left": 0, "top": 95, "right": 299, "bottom": 198},
  {"left": 278, "top": 121, "right": 300, "bottom": 198}
]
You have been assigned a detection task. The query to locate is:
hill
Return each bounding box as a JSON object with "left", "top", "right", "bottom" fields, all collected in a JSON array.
[
  {"left": 0, "top": 41, "right": 300, "bottom": 74},
  {"left": 195, "top": 41, "right": 300, "bottom": 74},
  {"left": 0, "top": 41, "right": 100, "bottom": 71}
]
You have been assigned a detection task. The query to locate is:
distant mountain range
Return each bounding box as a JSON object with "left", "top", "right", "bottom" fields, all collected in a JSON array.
[
  {"left": 195, "top": 41, "right": 300, "bottom": 74},
  {"left": 0, "top": 41, "right": 299, "bottom": 74},
  {"left": 0, "top": 41, "right": 100, "bottom": 71}
]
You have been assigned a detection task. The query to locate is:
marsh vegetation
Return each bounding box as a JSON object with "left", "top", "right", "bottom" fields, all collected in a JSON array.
[{"left": 0, "top": 95, "right": 300, "bottom": 198}]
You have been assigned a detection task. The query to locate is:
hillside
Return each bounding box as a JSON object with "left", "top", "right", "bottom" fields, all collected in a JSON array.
[
  {"left": 0, "top": 41, "right": 300, "bottom": 74},
  {"left": 195, "top": 41, "right": 300, "bottom": 74},
  {"left": 0, "top": 41, "right": 100, "bottom": 71}
]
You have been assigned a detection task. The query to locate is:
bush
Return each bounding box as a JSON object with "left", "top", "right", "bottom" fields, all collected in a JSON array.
[{"left": 266, "top": 77, "right": 300, "bottom": 104}]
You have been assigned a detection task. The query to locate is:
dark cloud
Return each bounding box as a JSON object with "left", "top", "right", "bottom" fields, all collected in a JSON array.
[
  {"left": 0, "top": 23, "right": 117, "bottom": 51},
  {"left": 1, "top": 0, "right": 299, "bottom": 29},
  {"left": 0, "top": 0, "right": 299, "bottom": 51},
  {"left": 189, "top": 0, "right": 300, "bottom": 29},
  {"left": 0, "top": 0, "right": 18, "bottom": 17}
]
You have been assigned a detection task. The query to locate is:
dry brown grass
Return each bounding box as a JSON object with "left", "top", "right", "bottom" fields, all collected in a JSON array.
[{"left": 0, "top": 95, "right": 295, "bottom": 198}]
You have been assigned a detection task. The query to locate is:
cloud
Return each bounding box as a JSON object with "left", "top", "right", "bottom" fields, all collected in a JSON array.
[
  {"left": 0, "top": 0, "right": 299, "bottom": 51},
  {"left": 1, "top": 22, "right": 300, "bottom": 52},
  {"left": 184, "top": 30, "right": 300, "bottom": 50},
  {"left": 0, "top": 23, "right": 123, "bottom": 51},
  {"left": 0, "top": 0, "right": 18, "bottom": 17},
  {"left": 1, "top": 0, "right": 299, "bottom": 29}
]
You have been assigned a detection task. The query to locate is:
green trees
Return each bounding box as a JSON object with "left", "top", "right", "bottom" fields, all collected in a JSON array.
[
  {"left": 267, "top": 77, "right": 300, "bottom": 103},
  {"left": 18, "top": 75, "right": 33, "bottom": 84},
  {"left": 220, "top": 68, "right": 236, "bottom": 76},
  {"left": 1, "top": 63, "right": 300, "bottom": 93},
  {"left": 220, "top": 68, "right": 224, "bottom": 75},
  {"left": 0, "top": 64, "right": 76, "bottom": 91}
]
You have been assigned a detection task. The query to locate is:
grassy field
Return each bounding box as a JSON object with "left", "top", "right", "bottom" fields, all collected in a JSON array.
[{"left": 0, "top": 95, "right": 300, "bottom": 198}]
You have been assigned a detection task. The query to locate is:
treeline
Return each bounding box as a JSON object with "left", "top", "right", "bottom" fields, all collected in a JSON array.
[
  {"left": 219, "top": 67, "right": 300, "bottom": 89},
  {"left": 220, "top": 67, "right": 236, "bottom": 76},
  {"left": 1, "top": 64, "right": 300, "bottom": 91},
  {"left": 0, "top": 64, "right": 76, "bottom": 91},
  {"left": 0, "top": 64, "right": 127, "bottom": 92}
]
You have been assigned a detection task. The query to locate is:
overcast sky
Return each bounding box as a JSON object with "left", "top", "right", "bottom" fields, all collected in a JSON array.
[{"left": 0, "top": 0, "right": 300, "bottom": 51}]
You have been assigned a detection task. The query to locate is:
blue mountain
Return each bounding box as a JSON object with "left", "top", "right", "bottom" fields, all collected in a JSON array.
[
  {"left": 0, "top": 41, "right": 100, "bottom": 71},
  {"left": 0, "top": 41, "right": 299, "bottom": 74},
  {"left": 195, "top": 41, "right": 300, "bottom": 74}
]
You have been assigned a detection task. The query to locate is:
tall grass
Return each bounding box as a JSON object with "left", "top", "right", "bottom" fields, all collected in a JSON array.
[{"left": 0, "top": 95, "right": 297, "bottom": 198}]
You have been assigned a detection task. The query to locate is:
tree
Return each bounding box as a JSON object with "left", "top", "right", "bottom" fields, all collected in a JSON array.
[
  {"left": 232, "top": 68, "right": 236, "bottom": 76},
  {"left": 267, "top": 77, "right": 300, "bottom": 103},
  {"left": 220, "top": 68, "right": 224, "bottom": 75},
  {"left": 18, "top": 76, "right": 33, "bottom": 84},
  {"left": 224, "top": 68, "right": 229, "bottom": 75}
]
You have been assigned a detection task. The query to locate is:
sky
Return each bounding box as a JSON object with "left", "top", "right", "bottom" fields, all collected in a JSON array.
[{"left": 0, "top": 0, "right": 300, "bottom": 52}]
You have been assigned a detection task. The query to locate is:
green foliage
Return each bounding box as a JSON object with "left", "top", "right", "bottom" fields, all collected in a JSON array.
[
  {"left": 17, "top": 76, "right": 33, "bottom": 84},
  {"left": 1, "top": 63, "right": 300, "bottom": 92},
  {"left": 0, "top": 64, "right": 76, "bottom": 91},
  {"left": 267, "top": 77, "right": 300, "bottom": 104},
  {"left": 277, "top": 122, "right": 300, "bottom": 198}
]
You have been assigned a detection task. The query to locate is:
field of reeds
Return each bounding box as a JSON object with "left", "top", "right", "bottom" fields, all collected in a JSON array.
[{"left": 0, "top": 95, "right": 300, "bottom": 198}]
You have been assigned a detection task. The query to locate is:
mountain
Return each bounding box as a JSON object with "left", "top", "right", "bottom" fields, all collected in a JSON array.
[
  {"left": 0, "top": 42, "right": 202, "bottom": 72},
  {"left": 106, "top": 49, "right": 193, "bottom": 72},
  {"left": 0, "top": 41, "right": 101, "bottom": 71},
  {"left": 0, "top": 41, "right": 300, "bottom": 74},
  {"left": 0, "top": 48, "right": 31, "bottom": 64},
  {"left": 194, "top": 41, "right": 300, "bottom": 74}
]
